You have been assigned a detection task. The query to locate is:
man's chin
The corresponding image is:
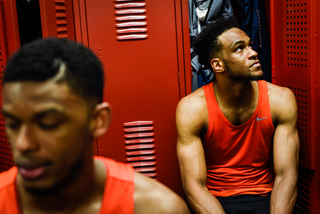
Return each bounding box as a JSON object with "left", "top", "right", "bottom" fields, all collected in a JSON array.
[
  {"left": 249, "top": 72, "right": 265, "bottom": 81},
  {"left": 22, "top": 181, "right": 59, "bottom": 196}
]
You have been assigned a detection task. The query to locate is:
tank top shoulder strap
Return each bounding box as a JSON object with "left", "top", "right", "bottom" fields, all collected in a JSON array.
[
  {"left": 256, "top": 80, "right": 274, "bottom": 130},
  {"left": 202, "top": 82, "right": 218, "bottom": 141},
  {"left": 257, "top": 80, "right": 271, "bottom": 116},
  {"left": 97, "top": 157, "right": 135, "bottom": 214}
]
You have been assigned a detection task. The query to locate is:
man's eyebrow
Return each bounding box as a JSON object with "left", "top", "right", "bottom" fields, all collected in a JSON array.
[
  {"left": 34, "top": 109, "right": 65, "bottom": 119},
  {"left": 2, "top": 109, "right": 64, "bottom": 119},
  {"left": 229, "top": 39, "right": 252, "bottom": 49}
]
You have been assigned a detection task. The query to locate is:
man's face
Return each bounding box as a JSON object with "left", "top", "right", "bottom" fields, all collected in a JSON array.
[
  {"left": 218, "top": 27, "right": 263, "bottom": 80},
  {"left": 2, "top": 79, "right": 93, "bottom": 193}
]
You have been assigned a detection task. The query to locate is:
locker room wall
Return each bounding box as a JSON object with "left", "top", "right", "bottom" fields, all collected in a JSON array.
[{"left": 0, "top": 1, "right": 319, "bottom": 212}]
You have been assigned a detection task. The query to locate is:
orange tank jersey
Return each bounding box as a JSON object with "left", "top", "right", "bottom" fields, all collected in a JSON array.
[
  {"left": 0, "top": 156, "right": 135, "bottom": 214},
  {"left": 202, "top": 80, "right": 274, "bottom": 197}
]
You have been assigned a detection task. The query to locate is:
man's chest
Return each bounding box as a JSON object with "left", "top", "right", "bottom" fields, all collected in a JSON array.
[{"left": 221, "top": 106, "right": 257, "bottom": 126}]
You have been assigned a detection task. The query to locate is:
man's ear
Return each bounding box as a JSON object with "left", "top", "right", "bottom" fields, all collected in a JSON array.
[
  {"left": 90, "top": 102, "right": 112, "bottom": 138},
  {"left": 211, "top": 58, "right": 225, "bottom": 74}
]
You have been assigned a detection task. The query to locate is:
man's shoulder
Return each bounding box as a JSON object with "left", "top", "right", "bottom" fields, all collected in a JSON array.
[
  {"left": 0, "top": 167, "right": 17, "bottom": 191},
  {"left": 266, "top": 82, "right": 297, "bottom": 118},
  {"left": 0, "top": 167, "right": 19, "bottom": 214},
  {"left": 177, "top": 86, "right": 207, "bottom": 113},
  {"left": 266, "top": 82, "right": 296, "bottom": 104},
  {"left": 94, "top": 156, "right": 134, "bottom": 183},
  {"left": 176, "top": 86, "right": 209, "bottom": 134},
  {"left": 134, "top": 172, "right": 189, "bottom": 213}
]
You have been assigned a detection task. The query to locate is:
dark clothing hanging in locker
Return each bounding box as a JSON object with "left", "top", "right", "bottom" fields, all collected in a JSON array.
[
  {"left": 189, "top": 0, "right": 233, "bottom": 91},
  {"left": 233, "top": 0, "right": 272, "bottom": 82},
  {"left": 189, "top": 0, "right": 233, "bottom": 42}
]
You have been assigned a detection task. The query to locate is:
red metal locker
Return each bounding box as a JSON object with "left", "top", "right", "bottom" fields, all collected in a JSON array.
[
  {"left": 270, "top": 0, "right": 320, "bottom": 213},
  {"left": 72, "top": 0, "right": 191, "bottom": 197},
  {"left": 0, "top": 0, "right": 20, "bottom": 173}
]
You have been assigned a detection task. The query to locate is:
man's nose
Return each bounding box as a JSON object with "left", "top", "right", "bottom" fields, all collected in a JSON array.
[
  {"left": 248, "top": 46, "right": 258, "bottom": 59},
  {"left": 15, "top": 125, "right": 39, "bottom": 154}
]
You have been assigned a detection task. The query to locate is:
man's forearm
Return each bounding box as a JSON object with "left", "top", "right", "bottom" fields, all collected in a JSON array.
[
  {"left": 270, "top": 175, "right": 297, "bottom": 214},
  {"left": 186, "top": 186, "right": 225, "bottom": 214}
]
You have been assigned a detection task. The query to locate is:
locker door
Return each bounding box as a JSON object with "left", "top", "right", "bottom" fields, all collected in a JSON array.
[
  {"left": 270, "top": 0, "right": 320, "bottom": 213},
  {"left": 0, "top": 0, "right": 20, "bottom": 173},
  {"left": 73, "top": 0, "right": 191, "bottom": 197}
]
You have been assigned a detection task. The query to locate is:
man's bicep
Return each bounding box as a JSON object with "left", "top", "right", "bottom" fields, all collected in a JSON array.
[
  {"left": 176, "top": 100, "right": 208, "bottom": 188},
  {"left": 177, "top": 136, "right": 208, "bottom": 190},
  {"left": 176, "top": 123, "right": 207, "bottom": 189},
  {"left": 273, "top": 90, "right": 299, "bottom": 175},
  {"left": 273, "top": 124, "right": 299, "bottom": 175}
]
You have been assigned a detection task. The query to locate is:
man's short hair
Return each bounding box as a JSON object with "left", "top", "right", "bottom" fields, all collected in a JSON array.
[
  {"left": 192, "top": 16, "right": 239, "bottom": 70},
  {"left": 4, "top": 38, "right": 104, "bottom": 103}
]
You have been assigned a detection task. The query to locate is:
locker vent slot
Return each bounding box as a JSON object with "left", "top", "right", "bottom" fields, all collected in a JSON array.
[
  {"left": 285, "top": 1, "right": 308, "bottom": 68},
  {"left": 296, "top": 166, "right": 312, "bottom": 214},
  {"left": 55, "top": 0, "right": 68, "bottom": 38},
  {"left": 114, "top": 0, "right": 148, "bottom": 41},
  {"left": 289, "top": 87, "right": 309, "bottom": 168},
  {"left": 124, "top": 121, "right": 157, "bottom": 179}
]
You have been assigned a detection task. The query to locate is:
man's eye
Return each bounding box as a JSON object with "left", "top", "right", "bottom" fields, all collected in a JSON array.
[
  {"left": 38, "top": 123, "right": 60, "bottom": 130},
  {"left": 6, "top": 122, "right": 20, "bottom": 130},
  {"left": 235, "top": 46, "right": 244, "bottom": 51}
]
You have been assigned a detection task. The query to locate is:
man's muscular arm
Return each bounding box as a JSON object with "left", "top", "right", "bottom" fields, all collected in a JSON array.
[
  {"left": 270, "top": 86, "right": 299, "bottom": 214},
  {"left": 176, "top": 93, "right": 225, "bottom": 214}
]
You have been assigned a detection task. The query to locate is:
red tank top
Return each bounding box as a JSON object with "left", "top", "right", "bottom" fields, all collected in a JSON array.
[
  {"left": 202, "top": 80, "right": 274, "bottom": 197},
  {"left": 0, "top": 157, "right": 135, "bottom": 214}
]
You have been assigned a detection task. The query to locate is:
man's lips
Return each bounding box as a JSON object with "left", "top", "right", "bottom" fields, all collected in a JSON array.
[
  {"left": 19, "top": 166, "right": 47, "bottom": 180},
  {"left": 17, "top": 162, "right": 50, "bottom": 180},
  {"left": 250, "top": 61, "right": 261, "bottom": 68}
]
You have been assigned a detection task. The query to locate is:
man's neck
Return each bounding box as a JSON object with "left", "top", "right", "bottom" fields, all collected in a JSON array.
[{"left": 214, "top": 78, "right": 257, "bottom": 108}]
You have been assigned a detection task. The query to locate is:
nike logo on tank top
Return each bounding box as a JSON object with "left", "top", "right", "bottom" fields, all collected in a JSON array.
[{"left": 202, "top": 80, "right": 274, "bottom": 197}]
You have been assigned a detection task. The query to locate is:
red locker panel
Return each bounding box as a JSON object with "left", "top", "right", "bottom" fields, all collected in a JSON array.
[
  {"left": 270, "top": 0, "right": 320, "bottom": 213},
  {"left": 0, "top": 0, "right": 20, "bottom": 173},
  {"left": 72, "top": 0, "right": 191, "bottom": 197},
  {"left": 39, "top": 0, "right": 75, "bottom": 39}
]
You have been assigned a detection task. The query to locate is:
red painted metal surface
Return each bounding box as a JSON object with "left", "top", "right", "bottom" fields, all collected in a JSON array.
[
  {"left": 270, "top": 0, "right": 320, "bottom": 213},
  {"left": 72, "top": 0, "right": 191, "bottom": 197},
  {"left": 0, "top": 0, "right": 20, "bottom": 54},
  {"left": 0, "top": 0, "right": 20, "bottom": 173},
  {"left": 271, "top": 0, "right": 316, "bottom": 171},
  {"left": 39, "top": 0, "right": 75, "bottom": 39}
]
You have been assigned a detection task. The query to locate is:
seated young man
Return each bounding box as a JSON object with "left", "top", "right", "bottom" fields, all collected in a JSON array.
[
  {"left": 176, "top": 16, "right": 299, "bottom": 214},
  {"left": 0, "top": 38, "right": 190, "bottom": 214}
]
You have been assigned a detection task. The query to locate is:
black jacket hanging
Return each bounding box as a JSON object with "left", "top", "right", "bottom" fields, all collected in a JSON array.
[{"left": 233, "top": 0, "right": 272, "bottom": 82}]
